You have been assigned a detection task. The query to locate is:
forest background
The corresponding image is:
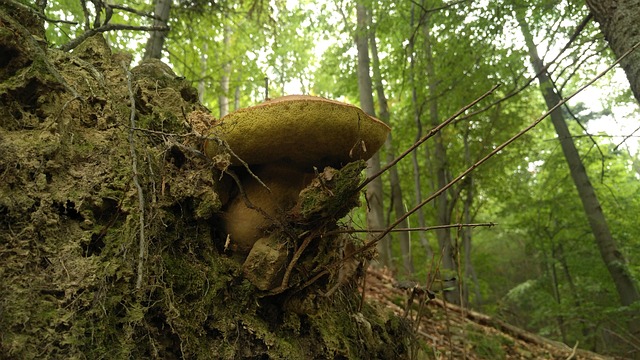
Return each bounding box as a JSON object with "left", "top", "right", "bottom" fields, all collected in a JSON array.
[{"left": 27, "top": 0, "right": 640, "bottom": 356}]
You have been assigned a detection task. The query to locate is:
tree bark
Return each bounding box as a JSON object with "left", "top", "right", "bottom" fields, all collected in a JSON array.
[
  {"left": 368, "top": 12, "right": 414, "bottom": 275},
  {"left": 355, "top": 2, "right": 391, "bottom": 268},
  {"left": 143, "top": 0, "right": 172, "bottom": 60},
  {"left": 198, "top": 43, "right": 207, "bottom": 104},
  {"left": 219, "top": 25, "right": 231, "bottom": 118},
  {"left": 517, "top": 11, "right": 640, "bottom": 328},
  {"left": 409, "top": 2, "right": 433, "bottom": 259},
  {"left": 462, "top": 130, "right": 482, "bottom": 308},
  {"left": 584, "top": 0, "right": 640, "bottom": 104},
  {"left": 548, "top": 242, "right": 568, "bottom": 344},
  {"left": 234, "top": 73, "right": 241, "bottom": 111},
  {"left": 424, "top": 13, "right": 460, "bottom": 305}
]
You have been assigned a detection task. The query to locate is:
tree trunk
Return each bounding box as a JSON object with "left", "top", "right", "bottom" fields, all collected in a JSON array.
[
  {"left": 584, "top": 0, "right": 640, "bottom": 104},
  {"left": 219, "top": 25, "right": 231, "bottom": 117},
  {"left": 548, "top": 242, "right": 568, "bottom": 344},
  {"left": 355, "top": 2, "right": 391, "bottom": 268},
  {"left": 424, "top": 13, "right": 460, "bottom": 305},
  {"left": 462, "top": 130, "right": 482, "bottom": 308},
  {"left": 234, "top": 73, "right": 241, "bottom": 111},
  {"left": 557, "top": 242, "right": 593, "bottom": 347},
  {"left": 143, "top": 0, "right": 172, "bottom": 60},
  {"left": 517, "top": 12, "right": 640, "bottom": 331},
  {"left": 409, "top": 2, "right": 433, "bottom": 259},
  {"left": 198, "top": 43, "right": 208, "bottom": 104},
  {"left": 368, "top": 12, "right": 414, "bottom": 276}
]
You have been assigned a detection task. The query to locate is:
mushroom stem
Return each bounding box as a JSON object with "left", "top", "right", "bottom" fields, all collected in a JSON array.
[{"left": 222, "top": 163, "right": 313, "bottom": 254}]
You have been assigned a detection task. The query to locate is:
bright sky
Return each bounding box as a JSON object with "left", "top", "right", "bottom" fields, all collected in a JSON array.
[{"left": 572, "top": 69, "right": 640, "bottom": 155}]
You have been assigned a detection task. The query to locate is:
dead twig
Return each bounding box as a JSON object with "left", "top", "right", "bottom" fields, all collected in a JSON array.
[
  {"left": 267, "top": 230, "right": 320, "bottom": 295},
  {"left": 123, "top": 61, "right": 147, "bottom": 291},
  {"left": 300, "top": 41, "right": 640, "bottom": 293},
  {"left": 565, "top": 341, "right": 579, "bottom": 360},
  {"left": 456, "top": 13, "right": 594, "bottom": 123},
  {"left": 349, "top": 39, "right": 640, "bottom": 266},
  {"left": 109, "top": 4, "right": 165, "bottom": 21},
  {"left": 355, "top": 84, "right": 500, "bottom": 193},
  {"left": 60, "top": 24, "right": 169, "bottom": 52},
  {"left": 326, "top": 222, "right": 495, "bottom": 235},
  {"left": 0, "top": 0, "right": 78, "bottom": 25}
]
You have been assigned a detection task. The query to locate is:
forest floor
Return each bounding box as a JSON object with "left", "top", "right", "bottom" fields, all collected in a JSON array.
[{"left": 362, "top": 267, "right": 614, "bottom": 359}]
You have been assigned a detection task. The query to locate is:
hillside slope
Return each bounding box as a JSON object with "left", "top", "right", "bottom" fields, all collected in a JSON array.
[{"left": 364, "top": 268, "right": 614, "bottom": 359}]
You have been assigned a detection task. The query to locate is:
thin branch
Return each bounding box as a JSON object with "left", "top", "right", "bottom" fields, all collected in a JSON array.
[
  {"left": 123, "top": 61, "right": 147, "bottom": 291},
  {"left": 300, "top": 39, "right": 640, "bottom": 293},
  {"left": 557, "top": 46, "right": 607, "bottom": 92},
  {"left": 457, "top": 13, "right": 593, "bottom": 122},
  {"left": 109, "top": 4, "right": 164, "bottom": 21},
  {"left": 356, "top": 37, "right": 640, "bottom": 265},
  {"left": 132, "top": 127, "right": 200, "bottom": 138},
  {"left": 408, "top": 0, "right": 471, "bottom": 47},
  {"left": 615, "top": 123, "right": 640, "bottom": 151},
  {"left": 268, "top": 230, "right": 321, "bottom": 295},
  {"left": 0, "top": 0, "right": 78, "bottom": 25},
  {"left": 355, "top": 84, "right": 500, "bottom": 193},
  {"left": 326, "top": 223, "right": 495, "bottom": 235},
  {"left": 409, "top": 0, "right": 469, "bottom": 15},
  {"left": 60, "top": 24, "right": 169, "bottom": 52}
]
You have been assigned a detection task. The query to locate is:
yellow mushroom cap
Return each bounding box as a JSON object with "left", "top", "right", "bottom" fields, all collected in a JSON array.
[{"left": 204, "top": 95, "right": 390, "bottom": 170}]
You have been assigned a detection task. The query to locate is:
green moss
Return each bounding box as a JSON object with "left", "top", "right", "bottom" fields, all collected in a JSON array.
[
  {"left": 296, "top": 160, "right": 366, "bottom": 223},
  {"left": 0, "top": 9, "right": 410, "bottom": 358}
]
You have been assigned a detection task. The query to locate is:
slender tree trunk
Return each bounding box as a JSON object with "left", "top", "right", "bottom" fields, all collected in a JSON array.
[
  {"left": 557, "top": 243, "right": 593, "bottom": 347},
  {"left": 548, "top": 242, "right": 568, "bottom": 344},
  {"left": 143, "top": 0, "right": 172, "bottom": 60},
  {"left": 234, "top": 73, "right": 241, "bottom": 111},
  {"left": 409, "top": 2, "right": 433, "bottom": 259},
  {"left": 198, "top": 43, "right": 208, "bottom": 104},
  {"left": 368, "top": 13, "right": 414, "bottom": 275},
  {"left": 219, "top": 25, "right": 231, "bottom": 118},
  {"left": 355, "top": 2, "right": 391, "bottom": 269},
  {"left": 517, "top": 12, "right": 640, "bottom": 333},
  {"left": 424, "top": 14, "right": 460, "bottom": 304},
  {"left": 462, "top": 130, "right": 482, "bottom": 308},
  {"left": 585, "top": 0, "right": 640, "bottom": 104}
]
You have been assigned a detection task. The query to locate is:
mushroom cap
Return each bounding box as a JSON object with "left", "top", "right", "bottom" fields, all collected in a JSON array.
[{"left": 204, "top": 95, "right": 390, "bottom": 170}]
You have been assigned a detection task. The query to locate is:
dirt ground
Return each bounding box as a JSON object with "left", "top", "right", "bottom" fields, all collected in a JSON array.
[{"left": 364, "top": 268, "right": 616, "bottom": 359}]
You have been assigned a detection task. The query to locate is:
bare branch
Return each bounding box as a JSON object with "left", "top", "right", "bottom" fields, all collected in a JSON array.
[
  {"left": 410, "top": 0, "right": 470, "bottom": 15},
  {"left": 123, "top": 61, "right": 147, "bottom": 291},
  {"left": 109, "top": 4, "right": 165, "bottom": 21},
  {"left": 300, "top": 39, "right": 640, "bottom": 293},
  {"left": 457, "top": 13, "right": 594, "bottom": 122},
  {"left": 354, "top": 38, "right": 640, "bottom": 268},
  {"left": 326, "top": 223, "right": 496, "bottom": 235},
  {"left": 355, "top": 84, "right": 500, "bottom": 193},
  {"left": 60, "top": 24, "right": 169, "bottom": 52},
  {"left": 0, "top": 0, "right": 78, "bottom": 25}
]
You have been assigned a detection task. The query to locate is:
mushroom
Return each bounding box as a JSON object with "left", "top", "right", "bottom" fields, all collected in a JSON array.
[{"left": 205, "top": 95, "right": 390, "bottom": 257}]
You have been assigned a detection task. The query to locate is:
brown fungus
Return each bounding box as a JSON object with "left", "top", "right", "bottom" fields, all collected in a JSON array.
[{"left": 204, "top": 95, "right": 390, "bottom": 289}]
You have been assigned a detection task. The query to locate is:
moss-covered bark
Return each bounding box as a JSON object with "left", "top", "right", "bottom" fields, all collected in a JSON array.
[{"left": 0, "top": 3, "right": 408, "bottom": 359}]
